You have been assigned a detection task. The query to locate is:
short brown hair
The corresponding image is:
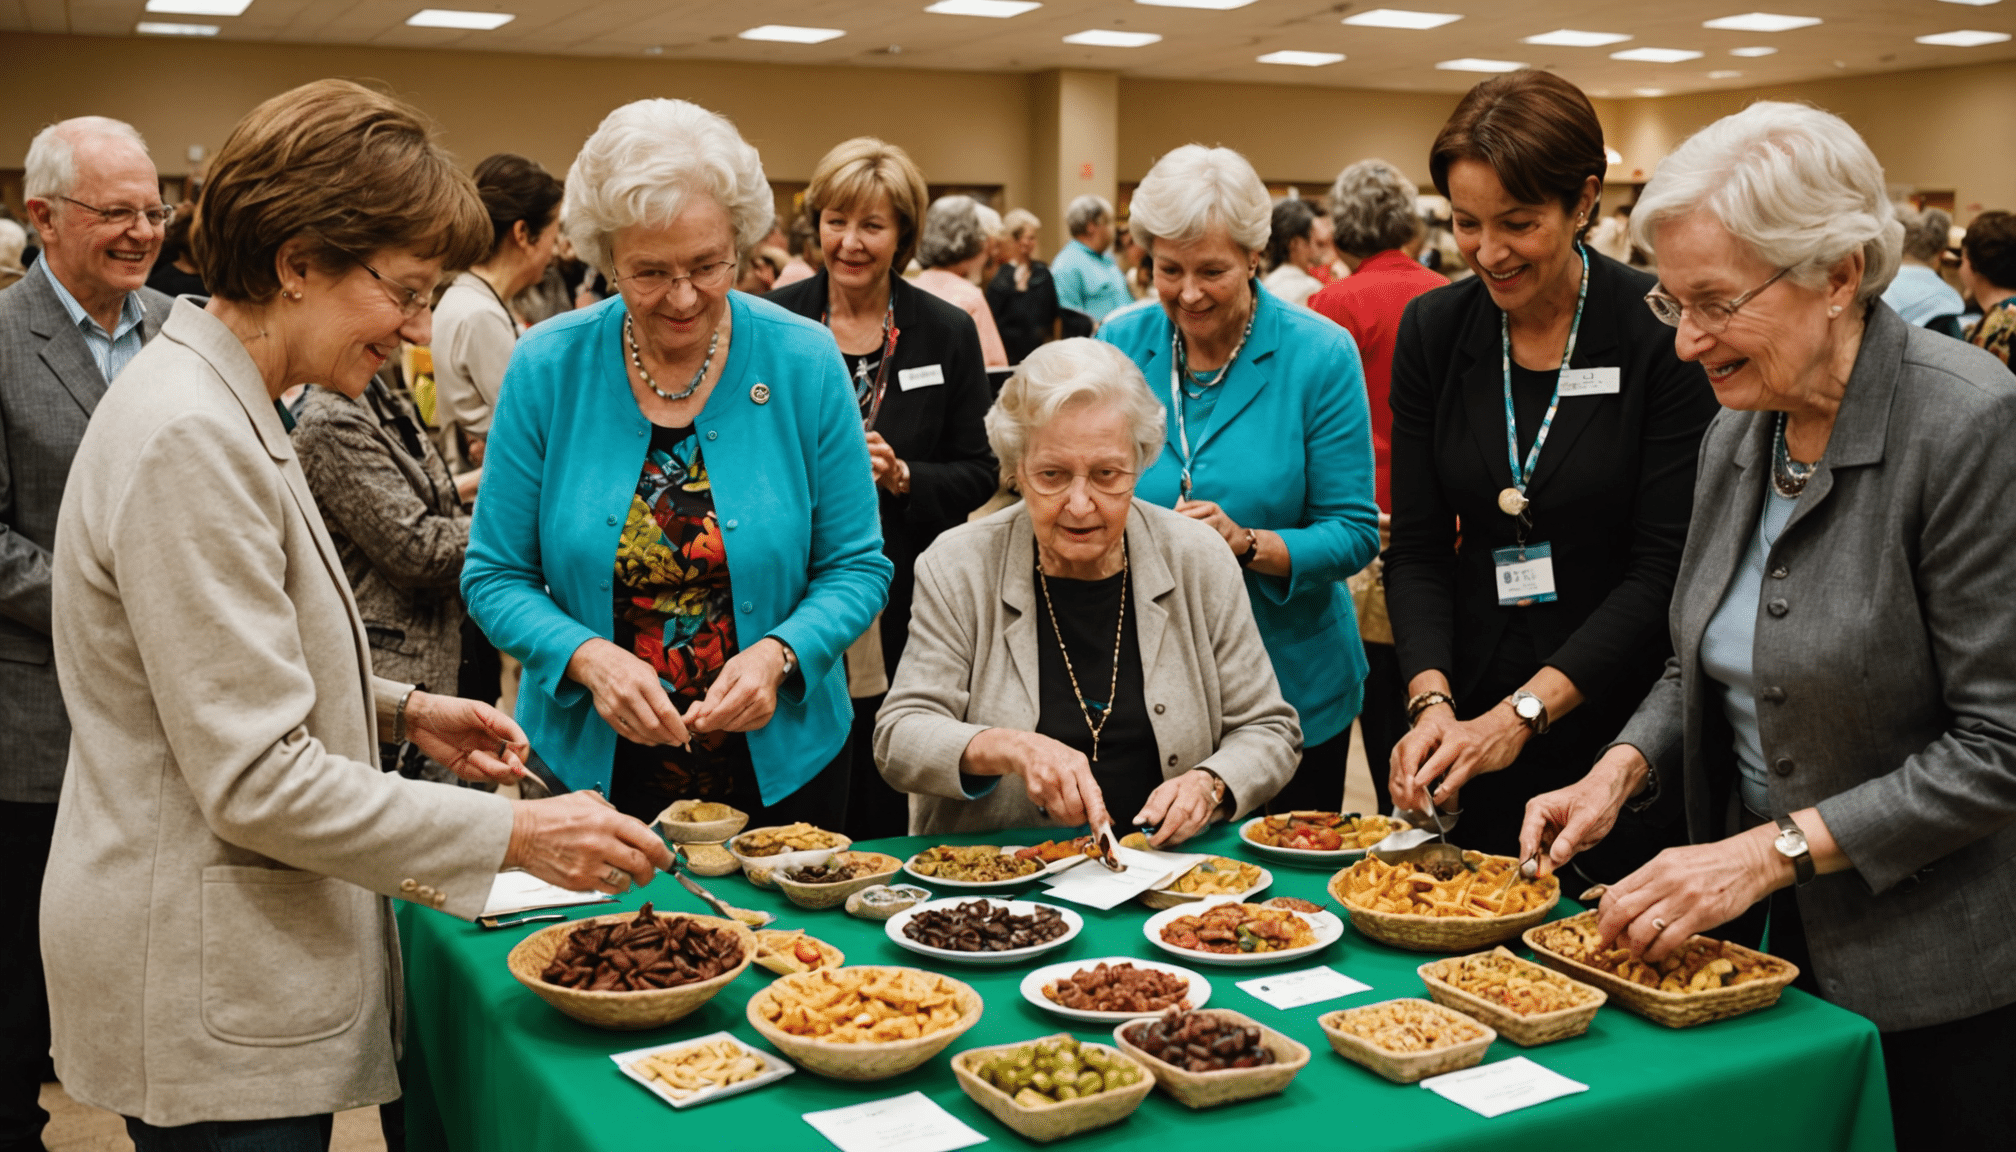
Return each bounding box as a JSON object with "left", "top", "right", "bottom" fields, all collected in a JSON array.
[
  {"left": 473, "top": 153, "right": 564, "bottom": 259},
  {"left": 1430, "top": 71, "right": 1605, "bottom": 228},
  {"left": 802, "top": 137, "right": 929, "bottom": 272},
  {"left": 1964, "top": 210, "right": 2016, "bottom": 291},
  {"left": 193, "top": 79, "right": 490, "bottom": 303}
]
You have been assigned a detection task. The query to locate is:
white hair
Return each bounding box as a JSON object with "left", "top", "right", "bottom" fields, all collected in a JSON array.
[
  {"left": 1128, "top": 144, "right": 1271, "bottom": 257},
  {"left": 985, "top": 338, "right": 1165, "bottom": 486},
  {"left": 973, "top": 202, "right": 1004, "bottom": 241},
  {"left": 0, "top": 218, "right": 24, "bottom": 273},
  {"left": 1631, "top": 101, "right": 1902, "bottom": 304},
  {"left": 562, "top": 99, "right": 774, "bottom": 276},
  {"left": 1065, "top": 194, "right": 1112, "bottom": 237},
  {"left": 23, "top": 116, "right": 149, "bottom": 203},
  {"left": 918, "top": 195, "right": 985, "bottom": 269}
]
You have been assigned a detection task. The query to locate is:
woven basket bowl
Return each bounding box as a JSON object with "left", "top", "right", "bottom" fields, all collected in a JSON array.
[
  {"left": 506, "top": 912, "right": 756, "bottom": 1031},
  {"left": 653, "top": 800, "right": 749, "bottom": 844},
  {"left": 1137, "top": 863, "right": 1273, "bottom": 911},
  {"left": 1416, "top": 947, "right": 1606, "bottom": 1047},
  {"left": 730, "top": 827, "right": 853, "bottom": 888},
  {"left": 1112, "top": 1009, "right": 1310, "bottom": 1109},
  {"left": 1318, "top": 998, "right": 1496, "bottom": 1084},
  {"left": 745, "top": 966, "right": 984, "bottom": 1081},
  {"left": 952, "top": 1036, "right": 1156, "bottom": 1143},
  {"left": 773, "top": 852, "right": 904, "bottom": 910},
  {"left": 1328, "top": 862, "right": 1560, "bottom": 952},
  {"left": 1523, "top": 911, "right": 1799, "bottom": 1028}
]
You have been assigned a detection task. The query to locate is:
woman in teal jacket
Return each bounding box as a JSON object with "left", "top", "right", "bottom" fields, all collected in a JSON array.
[
  {"left": 463, "top": 99, "right": 890, "bottom": 822},
  {"left": 1100, "top": 145, "right": 1380, "bottom": 812}
]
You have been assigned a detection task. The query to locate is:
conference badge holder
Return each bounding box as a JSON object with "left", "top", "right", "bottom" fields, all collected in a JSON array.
[{"left": 1493, "top": 542, "right": 1557, "bottom": 608}]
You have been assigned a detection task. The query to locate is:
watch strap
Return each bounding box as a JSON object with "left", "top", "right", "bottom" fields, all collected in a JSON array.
[
  {"left": 1507, "top": 690, "right": 1550, "bottom": 735},
  {"left": 1774, "top": 814, "right": 1815, "bottom": 886}
]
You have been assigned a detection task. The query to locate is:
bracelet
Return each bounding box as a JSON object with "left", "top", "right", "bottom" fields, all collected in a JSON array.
[
  {"left": 1405, "top": 690, "right": 1456, "bottom": 727},
  {"left": 394, "top": 687, "right": 416, "bottom": 745},
  {"left": 1235, "top": 528, "right": 1259, "bottom": 568}
]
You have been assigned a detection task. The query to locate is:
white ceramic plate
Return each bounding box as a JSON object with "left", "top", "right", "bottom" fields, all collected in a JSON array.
[
  {"left": 884, "top": 896, "right": 1085, "bottom": 966},
  {"left": 1237, "top": 816, "right": 1409, "bottom": 867},
  {"left": 1144, "top": 861, "right": 1275, "bottom": 906},
  {"left": 610, "top": 1031, "right": 794, "bottom": 1110},
  {"left": 1140, "top": 897, "right": 1345, "bottom": 968},
  {"left": 900, "top": 845, "right": 1052, "bottom": 890},
  {"left": 1017, "top": 956, "right": 1213, "bottom": 1023}
]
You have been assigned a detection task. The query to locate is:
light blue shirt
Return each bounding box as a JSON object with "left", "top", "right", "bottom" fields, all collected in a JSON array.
[
  {"left": 1700, "top": 476, "right": 1800, "bottom": 814},
  {"left": 40, "top": 257, "right": 147, "bottom": 384},
  {"left": 1051, "top": 239, "right": 1135, "bottom": 322},
  {"left": 1881, "top": 264, "right": 1965, "bottom": 329}
]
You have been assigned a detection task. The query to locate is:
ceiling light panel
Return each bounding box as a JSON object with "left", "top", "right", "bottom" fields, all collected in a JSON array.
[
  {"left": 1936, "top": 0, "right": 2003, "bottom": 6},
  {"left": 924, "top": 0, "right": 1040, "bottom": 15},
  {"left": 1063, "top": 29, "right": 1163, "bottom": 46},
  {"left": 1915, "top": 29, "right": 2012, "bottom": 44},
  {"left": 1437, "top": 57, "right": 1526, "bottom": 72},
  {"left": 1344, "top": 9, "right": 1462, "bottom": 30},
  {"left": 1611, "top": 46, "right": 1705, "bottom": 62},
  {"left": 1707, "top": 69, "right": 1744, "bottom": 77},
  {"left": 136, "top": 20, "right": 219, "bottom": 34},
  {"left": 1522, "top": 29, "right": 1631, "bottom": 47},
  {"left": 406, "top": 9, "right": 516, "bottom": 30},
  {"left": 1635, "top": 87, "right": 1667, "bottom": 96},
  {"left": 144, "top": 0, "right": 250, "bottom": 15},
  {"left": 1258, "top": 50, "right": 1345, "bottom": 65},
  {"left": 1702, "top": 12, "right": 1823, "bottom": 32},
  {"left": 1729, "top": 45, "right": 1779, "bottom": 55},
  {"left": 1135, "top": 0, "right": 1256, "bottom": 8},
  {"left": 738, "top": 24, "right": 846, "bottom": 43}
]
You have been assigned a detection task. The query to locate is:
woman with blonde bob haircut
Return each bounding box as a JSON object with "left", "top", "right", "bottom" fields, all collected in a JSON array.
[
  {"left": 877, "top": 338, "right": 1299, "bottom": 842},
  {"left": 768, "top": 138, "right": 996, "bottom": 839},
  {"left": 1524, "top": 101, "right": 2016, "bottom": 1152},
  {"left": 1100, "top": 143, "right": 1381, "bottom": 815},
  {"left": 464, "top": 98, "right": 892, "bottom": 827}
]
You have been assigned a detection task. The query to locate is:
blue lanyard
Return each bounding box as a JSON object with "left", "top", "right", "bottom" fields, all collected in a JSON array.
[{"left": 1501, "top": 244, "right": 1590, "bottom": 501}]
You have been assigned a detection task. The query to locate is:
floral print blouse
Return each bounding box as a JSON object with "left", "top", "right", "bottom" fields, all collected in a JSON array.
[{"left": 1967, "top": 297, "right": 2016, "bottom": 367}]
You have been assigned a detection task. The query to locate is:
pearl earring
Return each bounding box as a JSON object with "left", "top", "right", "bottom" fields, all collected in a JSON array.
[{"left": 1828, "top": 305, "right": 1842, "bottom": 317}]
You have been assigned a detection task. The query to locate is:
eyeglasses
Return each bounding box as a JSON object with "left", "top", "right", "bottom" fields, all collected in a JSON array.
[
  {"left": 1022, "top": 466, "right": 1137, "bottom": 497},
  {"left": 58, "top": 196, "right": 174, "bottom": 229},
  {"left": 356, "top": 260, "right": 431, "bottom": 319},
  {"left": 615, "top": 261, "right": 738, "bottom": 297},
  {"left": 1645, "top": 266, "right": 1790, "bottom": 334}
]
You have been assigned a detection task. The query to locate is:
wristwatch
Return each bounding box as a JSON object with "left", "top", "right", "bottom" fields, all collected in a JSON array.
[
  {"left": 1773, "top": 815, "right": 1815, "bottom": 886},
  {"left": 1235, "top": 528, "right": 1259, "bottom": 568},
  {"left": 1196, "top": 768, "right": 1230, "bottom": 817},
  {"left": 1507, "top": 690, "right": 1550, "bottom": 735},
  {"left": 770, "top": 637, "right": 798, "bottom": 681}
]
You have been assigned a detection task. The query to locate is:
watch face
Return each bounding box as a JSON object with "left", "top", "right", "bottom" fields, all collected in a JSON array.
[
  {"left": 1775, "top": 829, "right": 1808, "bottom": 856},
  {"left": 1517, "top": 696, "right": 1542, "bottom": 719}
]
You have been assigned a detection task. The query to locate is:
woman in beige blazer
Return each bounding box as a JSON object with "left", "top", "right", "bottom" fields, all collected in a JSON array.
[
  {"left": 43, "top": 81, "right": 670, "bottom": 1148},
  {"left": 876, "top": 339, "right": 1300, "bottom": 845}
]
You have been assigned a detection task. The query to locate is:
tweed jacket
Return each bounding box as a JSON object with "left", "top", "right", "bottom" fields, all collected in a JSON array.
[
  {"left": 875, "top": 500, "right": 1302, "bottom": 836},
  {"left": 1613, "top": 303, "right": 2016, "bottom": 1032},
  {"left": 294, "top": 379, "right": 468, "bottom": 695},
  {"left": 0, "top": 269, "right": 169, "bottom": 802},
  {"left": 44, "top": 301, "right": 515, "bottom": 1126}
]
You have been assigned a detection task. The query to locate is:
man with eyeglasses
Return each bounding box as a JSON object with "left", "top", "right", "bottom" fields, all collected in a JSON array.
[{"left": 0, "top": 115, "right": 170, "bottom": 1152}]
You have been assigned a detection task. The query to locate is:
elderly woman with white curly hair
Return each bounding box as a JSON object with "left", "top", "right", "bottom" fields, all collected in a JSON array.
[
  {"left": 1522, "top": 102, "right": 2016, "bottom": 1152},
  {"left": 876, "top": 338, "right": 1300, "bottom": 843},
  {"left": 463, "top": 99, "right": 892, "bottom": 824},
  {"left": 1099, "top": 144, "right": 1381, "bottom": 815}
]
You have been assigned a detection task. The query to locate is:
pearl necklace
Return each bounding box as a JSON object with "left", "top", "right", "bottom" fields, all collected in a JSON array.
[{"left": 626, "top": 312, "right": 717, "bottom": 402}]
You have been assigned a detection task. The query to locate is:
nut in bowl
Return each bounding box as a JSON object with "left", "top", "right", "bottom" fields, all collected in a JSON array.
[
  {"left": 1523, "top": 911, "right": 1797, "bottom": 1028},
  {"left": 1113, "top": 1007, "right": 1310, "bottom": 1108},
  {"left": 745, "top": 965, "right": 984, "bottom": 1081},
  {"left": 773, "top": 851, "right": 902, "bottom": 910},
  {"left": 1328, "top": 850, "right": 1559, "bottom": 952},
  {"left": 1416, "top": 947, "right": 1605, "bottom": 1047},
  {"left": 653, "top": 799, "right": 749, "bottom": 844},
  {"left": 843, "top": 884, "right": 932, "bottom": 921},
  {"left": 953, "top": 1033, "right": 1156, "bottom": 1143},
  {"left": 885, "top": 897, "right": 1084, "bottom": 966},
  {"left": 729, "top": 823, "right": 851, "bottom": 888},
  {"left": 1318, "top": 997, "right": 1496, "bottom": 1084},
  {"left": 505, "top": 905, "right": 756, "bottom": 1030}
]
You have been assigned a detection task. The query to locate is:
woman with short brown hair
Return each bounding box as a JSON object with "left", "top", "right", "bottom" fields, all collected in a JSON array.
[{"left": 1382, "top": 71, "right": 1719, "bottom": 878}]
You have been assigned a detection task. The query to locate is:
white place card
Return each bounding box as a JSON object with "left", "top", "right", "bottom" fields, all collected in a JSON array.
[
  {"left": 1038, "top": 844, "right": 1206, "bottom": 910},
  {"left": 480, "top": 870, "right": 614, "bottom": 918},
  {"left": 802, "top": 1091, "right": 988, "bottom": 1152},
  {"left": 1235, "top": 965, "right": 1372, "bottom": 1010},
  {"left": 1420, "top": 1056, "right": 1590, "bottom": 1118}
]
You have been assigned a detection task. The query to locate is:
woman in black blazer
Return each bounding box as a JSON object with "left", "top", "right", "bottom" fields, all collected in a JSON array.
[
  {"left": 766, "top": 137, "right": 997, "bottom": 839},
  {"left": 1383, "top": 72, "right": 1718, "bottom": 877}
]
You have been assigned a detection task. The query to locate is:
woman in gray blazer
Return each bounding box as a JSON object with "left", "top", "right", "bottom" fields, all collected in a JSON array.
[
  {"left": 876, "top": 339, "right": 1300, "bottom": 845},
  {"left": 1520, "top": 103, "right": 2016, "bottom": 1152}
]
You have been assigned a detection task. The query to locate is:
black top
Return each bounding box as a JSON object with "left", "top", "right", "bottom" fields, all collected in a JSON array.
[
  {"left": 1032, "top": 563, "right": 1161, "bottom": 824},
  {"left": 765, "top": 272, "right": 999, "bottom": 676},
  {"left": 985, "top": 260, "right": 1060, "bottom": 366},
  {"left": 1384, "top": 250, "right": 1721, "bottom": 720}
]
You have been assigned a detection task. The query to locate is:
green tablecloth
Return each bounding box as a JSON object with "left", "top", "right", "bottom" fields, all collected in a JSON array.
[{"left": 396, "top": 824, "right": 1894, "bottom": 1151}]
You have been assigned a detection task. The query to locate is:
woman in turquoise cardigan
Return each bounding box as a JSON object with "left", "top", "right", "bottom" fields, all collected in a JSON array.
[
  {"left": 463, "top": 99, "right": 890, "bottom": 822},
  {"left": 1100, "top": 145, "right": 1380, "bottom": 812}
]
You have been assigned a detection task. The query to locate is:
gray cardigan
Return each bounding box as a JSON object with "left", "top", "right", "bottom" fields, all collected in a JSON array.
[
  {"left": 1614, "top": 302, "right": 2016, "bottom": 1031},
  {"left": 875, "top": 499, "right": 1302, "bottom": 836}
]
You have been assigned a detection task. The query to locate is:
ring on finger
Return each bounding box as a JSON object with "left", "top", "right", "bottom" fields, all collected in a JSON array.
[
  {"left": 603, "top": 867, "right": 627, "bottom": 888},
  {"left": 1652, "top": 917, "right": 1669, "bottom": 932}
]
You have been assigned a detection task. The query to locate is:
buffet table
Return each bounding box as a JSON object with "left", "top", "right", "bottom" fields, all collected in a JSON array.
[{"left": 395, "top": 824, "right": 1894, "bottom": 1151}]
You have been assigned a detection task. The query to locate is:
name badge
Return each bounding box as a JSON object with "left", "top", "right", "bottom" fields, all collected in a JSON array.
[
  {"left": 1557, "top": 366, "right": 1620, "bottom": 397},
  {"left": 1493, "top": 542, "right": 1558, "bottom": 606},
  {"left": 897, "top": 364, "right": 945, "bottom": 391}
]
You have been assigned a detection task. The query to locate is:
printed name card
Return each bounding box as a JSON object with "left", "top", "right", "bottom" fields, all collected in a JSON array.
[
  {"left": 801, "top": 1092, "right": 988, "bottom": 1152},
  {"left": 1420, "top": 1057, "right": 1589, "bottom": 1118},
  {"left": 1235, "top": 965, "right": 1372, "bottom": 1010}
]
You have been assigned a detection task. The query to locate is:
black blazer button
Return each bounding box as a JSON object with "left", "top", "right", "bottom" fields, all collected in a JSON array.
[
  {"left": 1766, "top": 599, "right": 1789, "bottom": 617},
  {"left": 1760, "top": 686, "right": 1786, "bottom": 704},
  {"left": 1167, "top": 754, "right": 1179, "bottom": 767},
  {"left": 1773, "top": 757, "right": 1795, "bottom": 777},
  {"left": 1153, "top": 703, "right": 1166, "bottom": 714},
  {"left": 1769, "top": 565, "right": 1789, "bottom": 579}
]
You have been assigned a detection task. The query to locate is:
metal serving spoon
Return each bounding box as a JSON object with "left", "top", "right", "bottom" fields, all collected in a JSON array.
[{"left": 669, "top": 844, "right": 775, "bottom": 927}]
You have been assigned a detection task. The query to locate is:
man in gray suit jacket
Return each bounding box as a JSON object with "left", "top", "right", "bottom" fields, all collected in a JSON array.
[{"left": 0, "top": 116, "right": 170, "bottom": 1152}]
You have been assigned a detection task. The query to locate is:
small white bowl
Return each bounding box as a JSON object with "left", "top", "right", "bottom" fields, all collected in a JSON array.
[
  {"left": 729, "top": 826, "right": 852, "bottom": 889},
  {"left": 1141, "top": 897, "right": 1345, "bottom": 968},
  {"left": 1018, "top": 956, "right": 1213, "bottom": 1024}
]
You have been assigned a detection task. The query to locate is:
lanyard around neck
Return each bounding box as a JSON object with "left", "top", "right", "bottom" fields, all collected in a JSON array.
[
  {"left": 1168, "top": 288, "right": 1257, "bottom": 500},
  {"left": 1500, "top": 244, "right": 1590, "bottom": 505},
  {"left": 823, "top": 293, "right": 898, "bottom": 430}
]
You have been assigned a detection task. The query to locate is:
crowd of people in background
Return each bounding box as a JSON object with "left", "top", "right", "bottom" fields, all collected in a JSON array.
[{"left": 1, "top": 67, "right": 2013, "bottom": 1152}]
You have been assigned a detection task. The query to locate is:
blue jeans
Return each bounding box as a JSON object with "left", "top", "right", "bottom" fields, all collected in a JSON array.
[{"left": 124, "top": 1113, "right": 332, "bottom": 1152}]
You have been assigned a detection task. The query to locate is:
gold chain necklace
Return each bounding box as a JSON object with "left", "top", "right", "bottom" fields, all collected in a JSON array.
[{"left": 1035, "top": 543, "right": 1128, "bottom": 763}]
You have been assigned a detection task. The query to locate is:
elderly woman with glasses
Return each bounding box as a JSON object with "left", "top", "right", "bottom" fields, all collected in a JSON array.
[
  {"left": 1521, "top": 102, "right": 2016, "bottom": 1152},
  {"left": 877, "top": 339, "right": 1299, "bottom": 843},
  {"left": 463, "top": 99, "right": 892, "bottom": 826}
]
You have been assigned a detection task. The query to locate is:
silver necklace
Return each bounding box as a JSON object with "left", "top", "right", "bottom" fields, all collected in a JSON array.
[
  {"left": 1772, "top": 412, "right": 1819, "bottom": 499},
  {"left": 625, "top": 312, "right": 717, "bottom": 402}
]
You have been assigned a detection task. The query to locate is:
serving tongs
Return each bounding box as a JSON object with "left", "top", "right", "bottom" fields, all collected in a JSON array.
[
  {"left": 1090, "top": 820, "right": 1128, "bottom": 873},
  {"left": 669, "top": 843, "right": 775, "bottom": 927}
]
